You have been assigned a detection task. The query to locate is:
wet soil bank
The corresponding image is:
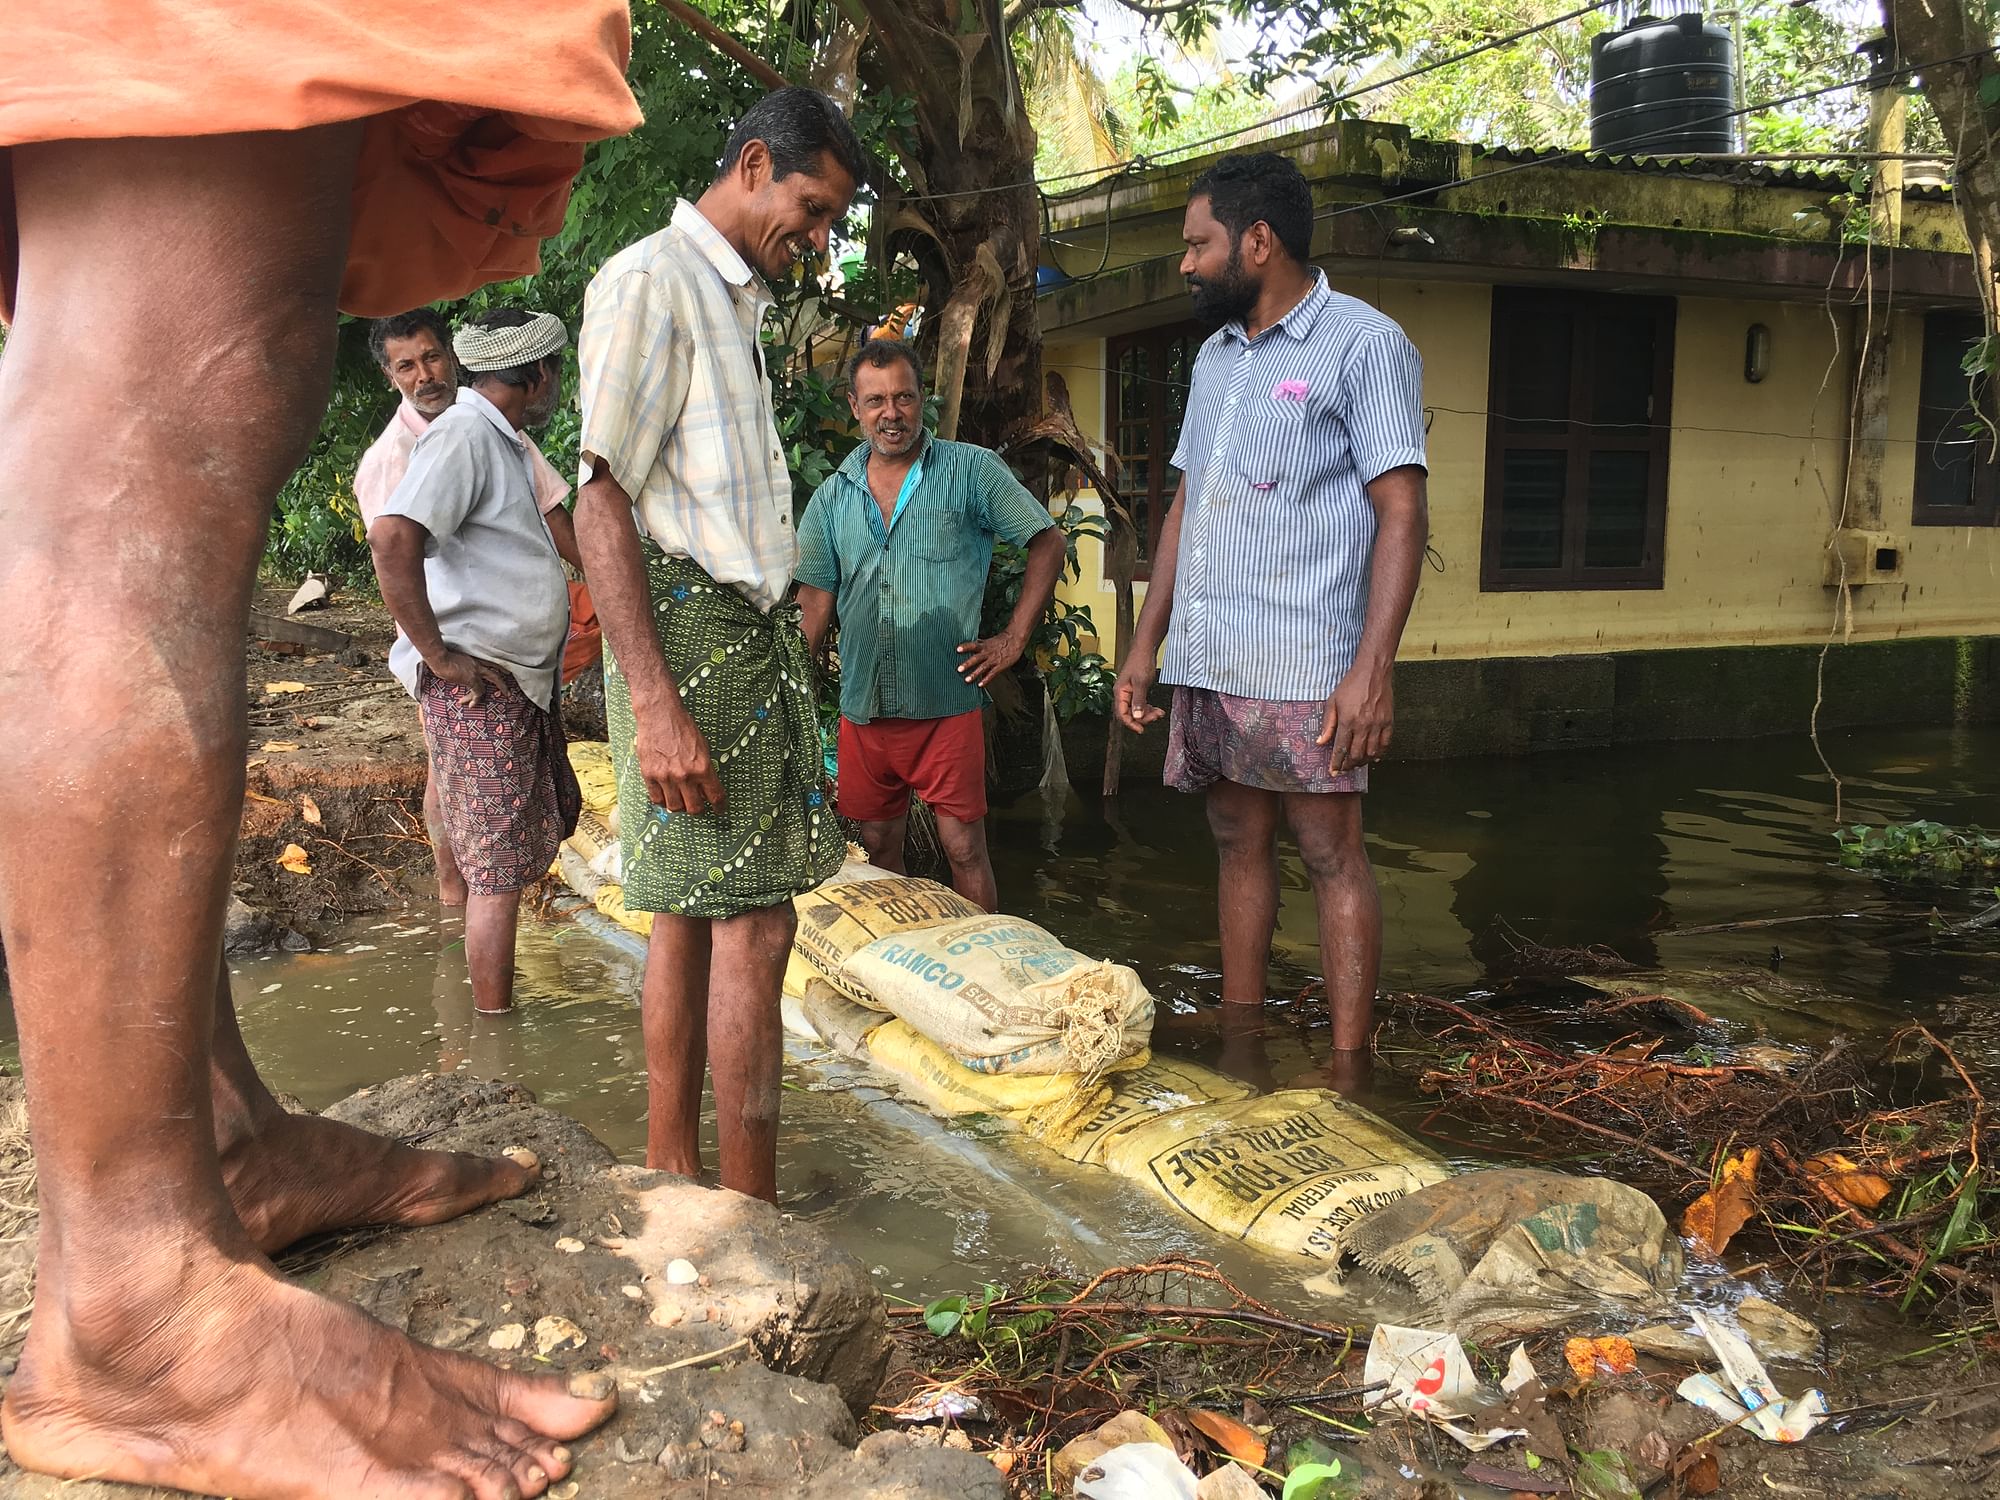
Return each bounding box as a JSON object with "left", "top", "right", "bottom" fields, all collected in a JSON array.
[{"left": 0, "top": 1072, "right": 1002, "bottom": 1500}]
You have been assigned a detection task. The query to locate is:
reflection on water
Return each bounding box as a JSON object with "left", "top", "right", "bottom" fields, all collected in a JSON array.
[{"left": 2, "top": 726, "right": 1996, "bottom": 1310}]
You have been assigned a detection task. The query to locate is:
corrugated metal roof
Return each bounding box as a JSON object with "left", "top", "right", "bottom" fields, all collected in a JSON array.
[{"left": 1475, "top": 143, "right": 1953, "bottom": 200}]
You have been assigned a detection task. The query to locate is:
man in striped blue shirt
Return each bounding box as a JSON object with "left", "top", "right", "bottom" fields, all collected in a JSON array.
[{"left": 1113, "top": 152, "right": 1429, "bottom": 1065}]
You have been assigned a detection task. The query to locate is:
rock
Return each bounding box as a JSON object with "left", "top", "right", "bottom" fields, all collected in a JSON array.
[
  {"left": 555, "top": 1237, "right": 585, "bottom": 1254},
  {"left": 1197, "top": 1463, "right": 1268, "bottom": 1500},
  {"left": 222, "top": 895, "right": 290, "bottom": 956},
  {"left": 1630, "top": 1296, "right": 1822, "bottom": 1367},
  {"left": 320, "top": 1073, "right": 617, "bottom": 1185},
  {"left": 666, "top": 1257, "right": 700, "bottom": 1285},
  {"left": 1737, "top": 1295, "right": 1822, "bottom": 1362},
  {"left": 604, "top": 1166, "right": 889, "bottom": 1415},
  {"left": 612, "top": 1432, "right": 668, "bottom": 1472},
  {"left": 487, "top": 1323, "right": 527, "bottom": 1352},
  {"left": 534, "top": 1315, "right": 587, "bottom": 1357}
]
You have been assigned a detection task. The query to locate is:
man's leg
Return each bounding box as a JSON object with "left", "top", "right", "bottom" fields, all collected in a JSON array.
[
  {"left": 706, "top": 901, "right": 796, "bottom": 1202},
  {"left": 1283, "top": 791, "right": 1380, "bottom": 1052},
  {"left": 856, "top": 814, "right": 908, "bottom": 873},
  {"left": 1206, "top": 779, "right": 1282, "bottom": 1007},
  {"left": 934, "top": 815, "right": 997, "bottom": 912},
  {"left": 642, "top": 912, "right": 711, "bottom": 1176},
  {"left": 466, "top": 891, "right": 523, "bottom": 1014},
  {"left": 0, "top": 128, "right": 611, "bottom": 1498},
  {"left": 424, "top": 753, "right": 469, "bottom": 905},
  {"left": 211, "top": 958, "right": 537, "bottom": 1253}
]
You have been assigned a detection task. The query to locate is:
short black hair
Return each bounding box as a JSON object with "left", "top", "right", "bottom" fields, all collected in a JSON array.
[
  {"left": 368, "top": 307, "right": 451, "bottom": 368},
  {"left": 718, "top": 87, "right": 868, "bottom": 189},
  {"left": 458, "top": 308, "right": 562, "bottom": 390},
  {"left": 1189, "top": 152, "right": 1314, "bottom": 266},
  {"left": 847, "top": 337, "right": 923, "bottom": 393}
]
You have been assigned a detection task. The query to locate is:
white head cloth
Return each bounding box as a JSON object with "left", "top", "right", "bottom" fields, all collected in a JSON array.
[{"left": 453, "top": 312, "right": 568, "bottom": 372}]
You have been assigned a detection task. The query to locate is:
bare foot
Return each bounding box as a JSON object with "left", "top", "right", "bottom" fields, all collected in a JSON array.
[
  {"left": 3, "top": 1252, "right": 615, "bottom": 1499},
  {"left": 222, "top": 1107, "right": 539, "bottom": 1254}
]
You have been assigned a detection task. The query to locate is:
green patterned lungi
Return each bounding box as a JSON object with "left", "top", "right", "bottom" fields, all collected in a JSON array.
[{"left": 605, "top": 548, "right": 843, "bottom": 919}]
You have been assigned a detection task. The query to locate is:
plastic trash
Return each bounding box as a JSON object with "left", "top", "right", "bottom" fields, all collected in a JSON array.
[
  {"left": 1362, "top": 1324, "right": 1529, "bottom": 1452},
  {"left": 1073, "top": 1441, "right": 1199, "bottom": 1500},
  {"left": 1675, "top": 1309, "right": 1828, "bottom": 1442}
]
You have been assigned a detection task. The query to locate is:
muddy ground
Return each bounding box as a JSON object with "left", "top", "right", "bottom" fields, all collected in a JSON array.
[
  {"left": 234, "top": 583, "right": 434, "bottom": 944},
  {"left": 0, "top": 1072, "right": 1003, "bottom": 1500}
]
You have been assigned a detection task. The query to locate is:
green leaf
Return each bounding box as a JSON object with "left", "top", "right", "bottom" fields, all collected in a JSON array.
[
  {"left": 1981, "top": 72, "right": 2000, "bottom": 109},
  {"left": 923, "top": 1296, "right": 965, "bottom": 1337},
  {"left": 1282, "top": 1460, "right": 1345, "bottom": 1500},
  {"left": 1574, "top": 1449, "right": 1642, "bottom": 1500}
]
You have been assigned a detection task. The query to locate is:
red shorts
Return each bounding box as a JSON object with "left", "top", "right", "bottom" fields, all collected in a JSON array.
[{"left": 836, "top": 710, "right": 988, "bottom": 824}]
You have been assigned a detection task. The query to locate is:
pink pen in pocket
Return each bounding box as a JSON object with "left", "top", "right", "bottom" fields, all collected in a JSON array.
[{"left": 1272, "top": 378, "right": 1311, "bottom": 402}]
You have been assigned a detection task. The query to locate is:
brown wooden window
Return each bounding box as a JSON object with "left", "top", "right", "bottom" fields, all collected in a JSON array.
[
  {"left": 1481, "top": 288, "right": 1675, "bottom": 590},
  {"left": 1912, "top": 311, "right": 2000, "bottom": 526},
  {"left": 1106, "top": 321, "right": 1203, "bottom": 578}
]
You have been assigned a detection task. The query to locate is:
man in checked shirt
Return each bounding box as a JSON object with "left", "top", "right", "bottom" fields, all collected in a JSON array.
[
  {"left": 1113, "top": 152, "right": 1430, "bottom": 1073},
  {"left": 574, "top": 88, "right": 865, "bottom": 1200}
]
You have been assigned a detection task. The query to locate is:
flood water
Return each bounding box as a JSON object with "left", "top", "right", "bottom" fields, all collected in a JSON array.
[{"left": 5, "top": 724, "right": 1998, "bottom": 1321}]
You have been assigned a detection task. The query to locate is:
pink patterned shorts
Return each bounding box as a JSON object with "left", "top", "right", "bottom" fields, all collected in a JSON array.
[{"left": 1163, "top": 686, "right": 1369, "bottom": 795}]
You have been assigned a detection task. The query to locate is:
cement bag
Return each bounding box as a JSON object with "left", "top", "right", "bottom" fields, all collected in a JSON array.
[
  {"left": 593, "top": 882, "right": 653, "bottom": 939},
  {"left": 1095, "top": 1090, "right": 1449, "bottom": 1261},
  {"left": 1047, "top": 1057, "right": 1255, "bottom": 1165},
  {"left": 1324, "top": 1168, "right": 1683, "bottom": 1338},
  {"left": 842, "top": 915, "right": 1153, "bottom": 1076},
  {"left": 866, "top": 1018, "right": 1148, "bottom": 1126},
  {"left": 800, "top": 979, "right": 888, "bottom": 1059},
  {"left": 791, "top": 873, "right": 984, "bottom": 1003},
  {"left": 567, "top": 741, "right": 618, "bottom": 817}
]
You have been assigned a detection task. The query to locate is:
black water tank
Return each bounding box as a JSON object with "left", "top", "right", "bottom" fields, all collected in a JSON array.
[{"left": 1590, "top": 13, "right": 1735, "bottom": 156}]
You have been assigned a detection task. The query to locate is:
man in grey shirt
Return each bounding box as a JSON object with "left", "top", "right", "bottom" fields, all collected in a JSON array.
[{"left": 371, "top": 307, "right": 581, "bottom": 1013}]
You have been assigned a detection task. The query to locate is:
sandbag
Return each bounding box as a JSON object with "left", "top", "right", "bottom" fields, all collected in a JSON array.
[
  {"left": 593, "top": 881, "right": 653, "bottom": 939},
  {"left": 1324, "top": 1168, "right": 1684, "bottom": 1338},
  {"left": 791, "top": 873, "right": 983, "bottom": 1002},
  {"left": 567, "top": 741, "right": 618, "bottom": 817},
  {"left": 800, "top": 979, "right": 888, "bottom": 1059},
  {"left": 865, "top": 1017, "right": 1147, "bottom": 1126},
  {"left": 1095, "top": 1090, "right": 1448, "bottom": 1261},
  {"left": 842, "top": 915, "right": 1152, "bottom": 1075},
  {"left": 1048, "top": 1057, "right": 1255, "bottom": 1164}
]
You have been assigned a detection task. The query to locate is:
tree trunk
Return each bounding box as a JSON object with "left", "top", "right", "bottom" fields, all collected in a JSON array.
[
  {"left": 858, "top": 0, "right": 1044, "bottom": 449},
  {"left": 1890, "top": 2, "right": 2000, "bottom": 342}
]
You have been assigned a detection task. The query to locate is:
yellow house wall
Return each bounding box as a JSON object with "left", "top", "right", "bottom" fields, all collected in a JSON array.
[{"left": 1051, "top": 286, "right": 2000, "bottom": 663}]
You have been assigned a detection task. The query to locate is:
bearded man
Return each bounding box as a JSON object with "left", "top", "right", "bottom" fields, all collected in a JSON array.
[{"left": 1111, "top": 151, "right": 1430, "bottom": 1068}]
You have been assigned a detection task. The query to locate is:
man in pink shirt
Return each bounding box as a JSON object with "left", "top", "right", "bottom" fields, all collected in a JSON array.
[
  {"left": 355, "top": 307, "right": 582, "bottom": 565},
  {"left": 356, "top": 307, "right": 587, "bottom": 904}
]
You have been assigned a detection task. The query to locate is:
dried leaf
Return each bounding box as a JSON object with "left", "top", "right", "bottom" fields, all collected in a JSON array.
[
  {"left": 245, "top": 758, "right": 267, "bottom": 769},
  {"left": 264, "top": 681, "right": 311, "bottom": 695},
  {"left": 1563, "top": 1336, "right": 1639, "bottom": 1384},
  {"left": 301, "top": 795, "right": 322, "bottom": 826},
  {"left": 1671, "top": 1446, "right": 1721, "bottom": 1496},
  {"left": 1805, "top": 1152, "right": 1893, "bottom": 1211},
  {"left": 244, "top": 789, "right": 285, "bottom": 807},
  {"left": 276, "top": 843, "right": 312, "bottom": 876},
  {"left": 260, "top": 741, "right": 300, "bottom": 753},
  {"left": 1184, "top": 1408, "right": 1267, "bottom": 1468},
  {"left": 1682, "top": 1147, "right": 1761, "bottom": 1257}
]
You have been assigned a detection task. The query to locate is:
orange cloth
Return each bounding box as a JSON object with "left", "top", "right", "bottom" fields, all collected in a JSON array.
[
  {"left": 0, "top": 1, "right": 641, "bottom": 320},
  {"left": 563, "top": 581, "right": 603, "bottom": 685}
]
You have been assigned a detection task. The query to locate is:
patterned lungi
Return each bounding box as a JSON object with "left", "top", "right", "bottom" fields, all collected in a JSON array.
[
  {"left": 420, "top": 666, "right": 581, "bottom": 895},
  {"left": 1164, "top": 685, "right": 1370, "bottom": 795},
  {"left": 605, "top": 549, "right": 843, "bottom": 920}
]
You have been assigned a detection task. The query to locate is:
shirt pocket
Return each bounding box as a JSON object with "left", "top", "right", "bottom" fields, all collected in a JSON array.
[
  {"left": 898, "top": 509, "right": 968, "bottom": 563},
  {"left": 1229, "top": 395, "right": 1319, "bottom": 498}
]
